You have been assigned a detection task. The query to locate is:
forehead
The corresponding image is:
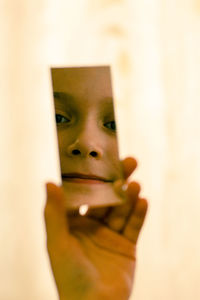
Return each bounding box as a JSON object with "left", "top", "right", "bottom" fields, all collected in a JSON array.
[{"left": 51, "top": 66, "right": 113, "bottom": 105}]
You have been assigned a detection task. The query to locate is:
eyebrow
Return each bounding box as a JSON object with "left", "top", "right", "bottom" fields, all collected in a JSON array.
[
  {"left": 54, "top": 91, "right": 113, "bottom": 105},
  {"left": 53, "top": 91, "right": 115, "bottom": 116},
  {"left": 99, "top": 99, "right": 114, "bottom": 112},
  {"left": 53, "top": 91, "right": 74, "bottom": 103}
]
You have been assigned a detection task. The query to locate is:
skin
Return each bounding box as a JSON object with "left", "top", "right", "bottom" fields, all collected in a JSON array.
[
  {"left": 44, "top": 67, "right": 148, "bottom": 299},
  {"left": 52, "top": 66, "right": 125, "bottom": 209},
  {"left": 44, "top": 157, "right": 148, "bottom": 300}
]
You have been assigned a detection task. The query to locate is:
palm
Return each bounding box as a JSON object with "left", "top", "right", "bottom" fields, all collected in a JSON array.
[
  {"left": 67, "top": 216, "right": 136, "bottom": 299},
  {"left": 45, "top": 157, "right": 147, "bottom": 300}
]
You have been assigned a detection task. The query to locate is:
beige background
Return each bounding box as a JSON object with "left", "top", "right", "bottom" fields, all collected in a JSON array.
[{"left": 0, "top": 0, "right": 200, "bottom": 299}]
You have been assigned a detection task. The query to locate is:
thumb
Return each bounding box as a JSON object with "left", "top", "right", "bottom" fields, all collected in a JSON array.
[{"left": 44, "top": 182, "right": 69, "bottom": 250}]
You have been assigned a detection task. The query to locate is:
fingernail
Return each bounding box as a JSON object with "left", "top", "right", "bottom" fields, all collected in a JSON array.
[{"left": 46, "top": 182, "right": 57, "bottom": 196}]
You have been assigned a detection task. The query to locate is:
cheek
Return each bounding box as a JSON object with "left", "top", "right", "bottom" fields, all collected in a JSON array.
[
  {"left": 57, "top": 130, "right": 72, "bottom": 154},
  {"left": 105, "top": 137, "right": 119, "bottom": 159},
  {"left": 104, "top": 136, "right": 122, "bottom": 176}
]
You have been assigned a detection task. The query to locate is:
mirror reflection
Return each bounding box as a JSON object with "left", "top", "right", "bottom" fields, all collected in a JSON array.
[{"left": 51, "top": 66, "right": 126, "bottom": 210}]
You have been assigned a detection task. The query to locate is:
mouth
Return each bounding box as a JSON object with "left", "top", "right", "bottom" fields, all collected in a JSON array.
[{"left": 62, "top": 173, "right": 113, "bottom": 184}]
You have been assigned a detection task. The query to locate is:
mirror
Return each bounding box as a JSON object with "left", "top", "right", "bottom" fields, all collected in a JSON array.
[{"left": 50, "top": 66, "right": 127, "bottom": 211}]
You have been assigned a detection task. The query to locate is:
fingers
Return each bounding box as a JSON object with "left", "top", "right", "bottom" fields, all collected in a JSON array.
[
  {"left": 44, "top": 182, "right": 69, "bottom": 250},
  {"left": 123, "top": 197, "right": 148, "bottom": 244},
  {"left": 86, "top": 157, "right": 138, "bottom": 221},
  {"left": 87, "top": 179, "right": 128, "bottom": 220},
  {"left": 103, "top": 182, "right": 141, "bottom": 232},
  {"left": 86, "top": 207, "right": 110, "bottom": 220},
  {"left": 121, "top": 157, "right": 138, "bottom": 180}
]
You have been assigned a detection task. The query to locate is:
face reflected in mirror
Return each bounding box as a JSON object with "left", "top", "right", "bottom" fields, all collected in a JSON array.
[{"left": 51, "top": 66, "right": 126, "bottom": 210}]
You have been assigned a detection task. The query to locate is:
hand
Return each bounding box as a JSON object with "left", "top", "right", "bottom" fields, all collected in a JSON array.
[{"left": 44, "top": 157, "right": 148, "bottom": 300}]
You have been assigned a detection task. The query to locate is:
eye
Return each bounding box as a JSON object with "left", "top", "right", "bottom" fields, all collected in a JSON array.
[
  {"left": 104, "top": 121, "right": 116, "bottom": 131},
  {"left": 55, "top": 114, "right": 71, "bottom": 124}
]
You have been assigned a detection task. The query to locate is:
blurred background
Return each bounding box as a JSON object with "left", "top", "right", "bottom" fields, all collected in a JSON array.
[{"left": 0, "top": 0, "right": 200, "bottom": 299}]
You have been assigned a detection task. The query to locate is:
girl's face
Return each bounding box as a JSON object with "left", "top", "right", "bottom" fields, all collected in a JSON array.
[{"left": 52, "top": 66, "right": 124, "bottom": 209}]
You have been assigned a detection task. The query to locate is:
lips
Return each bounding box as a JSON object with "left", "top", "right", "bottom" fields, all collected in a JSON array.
[{"left": 62, "top": 173, "right": 112, "bottom": 182}]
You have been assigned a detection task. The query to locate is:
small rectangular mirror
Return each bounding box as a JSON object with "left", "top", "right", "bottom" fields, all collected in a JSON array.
[{"left": 50, "top": 66, "right": 127, "bottom": 211}]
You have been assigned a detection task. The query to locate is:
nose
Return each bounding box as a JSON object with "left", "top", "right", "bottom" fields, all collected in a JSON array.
[
  {"left": 66, "top": 137, "right": 103, "bottom": 159},
  {"left": 66, "top": 115, "right": 104, "bottom": 159}
]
